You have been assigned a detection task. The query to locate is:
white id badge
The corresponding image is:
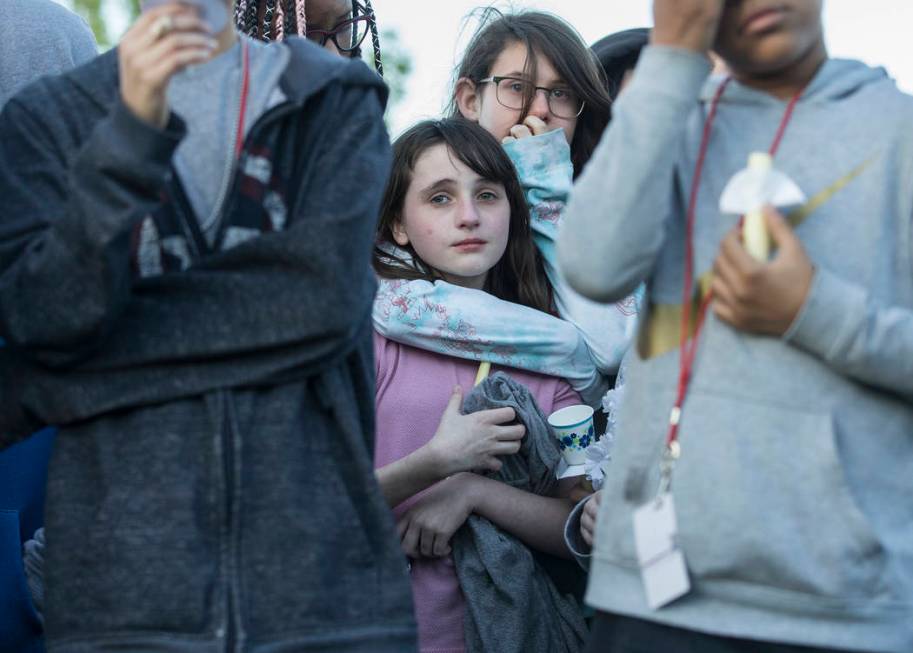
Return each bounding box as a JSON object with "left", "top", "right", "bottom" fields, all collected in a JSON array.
[{"left": 633, "top": 493, "right": 691, "bottom": 609}]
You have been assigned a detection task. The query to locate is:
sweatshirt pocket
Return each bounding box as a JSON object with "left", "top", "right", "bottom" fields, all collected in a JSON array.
[{"left": 673, "top": 393, "right": 885, "bottom": 599}]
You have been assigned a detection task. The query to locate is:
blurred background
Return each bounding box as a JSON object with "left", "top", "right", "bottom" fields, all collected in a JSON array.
[{"left": 55, "top": 0, "right": 913, "bottom": 136}]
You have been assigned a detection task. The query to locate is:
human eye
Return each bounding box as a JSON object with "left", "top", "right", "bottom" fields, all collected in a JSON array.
[
  {"left": 501, "top": 78, "right": 528, "bottom": 95},
  {"left": 429, "top": 193, "right": 451, "bottom": 205},
  {"left": 477, "top": 189, "right": 501, "bottom": 202},
  {"left": 550, "top": 88, "right": 573, "bottom": 100}
]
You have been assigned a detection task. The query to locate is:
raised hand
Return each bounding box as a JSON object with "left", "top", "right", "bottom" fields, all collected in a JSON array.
[
  {"left": 651, "top": 0, "right": 726, "bottom": 53},
  {"left": 501, "top": 116, "right": 555, "bottom": 144},
  {"left": 711, "top": 206, "right": 814, "bottom": 336},
  {"left": 119, "top": 3, "right": 216, "bottom": 128},
  {"left": 425, "top": 386, "right": 525, "bottom": 476}
]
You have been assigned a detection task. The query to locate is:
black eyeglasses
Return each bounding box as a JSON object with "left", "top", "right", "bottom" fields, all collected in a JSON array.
[
  {"left": 478, "top": 76, "right": 585, "bottom": 119},
  {"left": 305, "top": 14, "right": 370, "bottom": 53}
]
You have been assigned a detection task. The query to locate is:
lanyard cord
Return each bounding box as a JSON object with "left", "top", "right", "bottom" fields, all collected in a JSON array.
[
  {"left": 663, "top": 77, "right": 804, "bottom": 464},
  {"left": 234, "top": 39, "right": 251, "bottom": 160}
]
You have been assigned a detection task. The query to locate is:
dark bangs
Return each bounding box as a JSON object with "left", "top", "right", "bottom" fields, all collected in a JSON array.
[
  {"left": 374, "top": 119, "right": 552, "bottom": 314},
  {"left": 448, "top": 9, "right": 611, "bottom": 177}
]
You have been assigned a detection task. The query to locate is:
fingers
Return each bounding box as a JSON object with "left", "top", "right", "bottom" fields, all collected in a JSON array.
[
  {"left": 482, "top": 457, "right": 504, "bottom": 473},
  {"left": 130, "top": 2, "right": 195, "bottom": 35},
  {"left": 494, "top": 423, "right": 525, "bottom": 441},
  {"left": 122, "top": 9, "right": 215, "bottom": 93},
  {"left": 580, "top": 493, "right": 600, "bottom": 547},
  {"left": 764, "top": 205, "right": 797, "bottom": 253},
  {"left": 490, "top": 440, "right": 522, "bottom": 457},
  {"left": 710, "top": 267, "right": 738, "bottom": 312},
  {"left": 142, "top": 44, "right": 214, "bottom": 86},
  {"left": 419, "top": 527, "right": 435, "bottom": 558},
  {"left": 138, "top": 30, "right": 217, "bottom": 66},
  {"left": 443, "top": 385, "right": 463, "bottom": 415},
  {"left": 712, "top": 296, "right": 739, "bottom": 327},
  {"left": 508, "top": 124, "right": 534, "bottom": 140},
  {"left": 580, "top": 513, "right": 594, "bottom": 547},
  {"left": 145, "top": 13, "right": 211, "bottom": 49},
  {"left": 522, "top": 115, "right": 549, "bottom": 135},
  {"left": 400, "top": 519, "right": 420, "bottom": 559},
  {"left": 713, "top": 230, "right": 742, "bottom": 289},
  {"left": 479, "top": 406, "right": 516, "bottom": 425},
  {"left": 720, "top": 225, "right": 759, "bottom": 274},
  {"left": 128, "top": 6, "right": 210, "bottom": 51},
  {"left": 434, "top": 537, "right": 452, "bottom": 557},
  {"left": 501, "top": 135, "right": 517, "bottom": 144}
]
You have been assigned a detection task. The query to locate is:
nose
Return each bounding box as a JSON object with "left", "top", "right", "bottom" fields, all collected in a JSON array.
[
  {"left": 529, "top": 88, "right": 550, "bottom": 120},
  {"left": 457, "top": 199, "right": 481, "bottom": 229}
]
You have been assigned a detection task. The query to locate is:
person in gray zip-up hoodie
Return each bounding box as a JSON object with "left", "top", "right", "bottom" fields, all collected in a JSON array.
[
  {"left": 0, "top": 2, "right": 416, "bottom": 651},
  {"left": 559, "top": 1, "right": 913, "bottom": 652}
]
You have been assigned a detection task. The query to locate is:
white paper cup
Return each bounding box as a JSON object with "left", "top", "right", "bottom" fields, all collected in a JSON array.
[{"left": 547, "top": 405, "right": 595, "bottom": 466}]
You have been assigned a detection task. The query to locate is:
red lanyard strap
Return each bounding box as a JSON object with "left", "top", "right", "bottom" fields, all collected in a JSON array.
[
  {"left": 234, "top": 39, "right": 251, "bottom": 160},
  {"left": 661, "top": 77, "right": 804, "bottom": 482}
]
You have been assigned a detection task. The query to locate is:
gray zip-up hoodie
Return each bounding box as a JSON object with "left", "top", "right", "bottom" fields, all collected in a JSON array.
[
  {"left": 559, "top": 46, "right": 913, "bottom": 652},
  {"left": 0, "top": 39, "right": 416, "bottom": 652}
]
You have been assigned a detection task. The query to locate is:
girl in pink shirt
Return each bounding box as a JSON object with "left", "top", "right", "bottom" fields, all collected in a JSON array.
[{"left": 372, "top": 119, "right": 581, "bottom": 653}]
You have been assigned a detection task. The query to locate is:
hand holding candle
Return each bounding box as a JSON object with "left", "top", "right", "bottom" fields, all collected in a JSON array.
[
  {"left": 719, "top": 151, "right": 805, "bottom": 261},
  {"left": 711, "top": 206, "right": 814, "bottom": 336}
]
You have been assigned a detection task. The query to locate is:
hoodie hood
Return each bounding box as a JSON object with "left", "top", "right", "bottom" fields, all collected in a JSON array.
[{"left": 701, "top": 57, "right": 890, "bottom": 104}]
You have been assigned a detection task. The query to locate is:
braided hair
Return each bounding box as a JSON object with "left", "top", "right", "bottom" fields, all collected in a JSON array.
[
  {"left": 361, "top": 0, "right": 383, "bottom": 77},
  {"left": 234, "top": 0, "right": 383, "bottom": 76}
]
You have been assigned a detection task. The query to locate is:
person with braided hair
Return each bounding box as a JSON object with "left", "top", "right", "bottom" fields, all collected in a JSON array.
[
  {"left": 0, "top": 0, "right": 416, "bottom": 650},
  {"left": 236, "top": 0, "right": 384, "bottom": 75}
]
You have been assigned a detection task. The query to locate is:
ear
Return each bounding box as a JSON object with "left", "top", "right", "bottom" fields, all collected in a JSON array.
[
  {"left": 454, "top": 77, "right": 482, "bottom": 122},
  {"left": 391, "top": 221, "right": 410, "bottom": 247}
]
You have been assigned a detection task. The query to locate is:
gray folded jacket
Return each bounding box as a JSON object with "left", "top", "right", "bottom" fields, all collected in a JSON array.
[{"left": 455, "top": 372, "right": 588, "bottom": 653}]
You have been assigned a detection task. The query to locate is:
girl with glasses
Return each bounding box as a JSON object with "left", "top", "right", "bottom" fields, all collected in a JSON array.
[{"left": 375, "top": 10, "right": 636, "bottom": 413}]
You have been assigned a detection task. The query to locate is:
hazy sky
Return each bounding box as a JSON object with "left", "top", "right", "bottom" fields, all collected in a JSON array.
[
  {"left": 70, "top": 0, "right": 913, "bottom": 136},
  {"left": 378, "top": 0, "right": 913, "bottom": 135}
]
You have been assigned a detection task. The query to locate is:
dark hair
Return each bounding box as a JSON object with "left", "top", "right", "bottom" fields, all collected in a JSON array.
[
  {"left": 448, "top": 9, "right": 611, "bottom": 177},
  {"left": 591, "top": 28, "right": 649, "bottom": 100},
  {"left": 235, "top": 0, "right": 384, "bottom": 75},
  {"left": 374, "top": 119, "right": 552, "bottom": 314}
]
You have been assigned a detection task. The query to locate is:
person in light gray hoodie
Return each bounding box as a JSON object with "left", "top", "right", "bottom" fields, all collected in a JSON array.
[
  {"left": 559, "top": 1, "right": 913, "bottom": 652},
  {"left": 0, "top": 0, "right": 97, "bottom": 107}
]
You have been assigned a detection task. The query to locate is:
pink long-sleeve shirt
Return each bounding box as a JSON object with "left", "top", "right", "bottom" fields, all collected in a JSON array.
[{"left": 373, "top": 332, "right": 580, "bottom": 653}]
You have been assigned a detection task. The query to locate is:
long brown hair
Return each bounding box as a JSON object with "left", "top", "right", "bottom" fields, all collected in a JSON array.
[
  {"left": 374, "top": 119, "right": 552, "bottom": 314},
  {"left": 448, "top": 9, "right": 611, "bottom": 177}
]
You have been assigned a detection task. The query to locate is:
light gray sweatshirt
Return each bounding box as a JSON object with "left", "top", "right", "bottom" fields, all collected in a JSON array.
[
  {"left": 0, "top": 0, "right": 97, "bottom": 108},
  {"left": 559, "top": 46, "right": 913, "bottom": 652}
]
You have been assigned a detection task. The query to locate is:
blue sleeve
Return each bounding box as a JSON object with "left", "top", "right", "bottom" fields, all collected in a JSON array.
[{"left": 504, "top": 130, "right": 638, "bottom": 374}]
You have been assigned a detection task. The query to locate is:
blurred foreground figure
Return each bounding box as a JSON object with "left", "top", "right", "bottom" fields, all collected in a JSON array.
[{"left": 0, "top": 1, "right": 416, "bottom": 650}]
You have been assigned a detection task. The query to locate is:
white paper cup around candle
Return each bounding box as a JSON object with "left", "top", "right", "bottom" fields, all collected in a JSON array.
[{"left": 547, "top": 405, "right": 595, "bottom": 466}]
